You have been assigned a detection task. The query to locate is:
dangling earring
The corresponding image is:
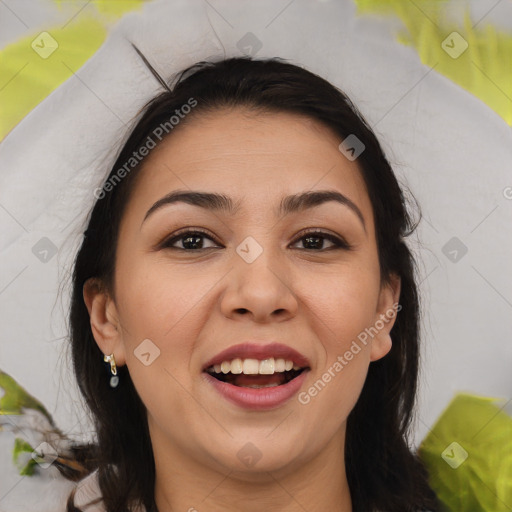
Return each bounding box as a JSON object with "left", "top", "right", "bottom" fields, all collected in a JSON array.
[{"left": 104, "top": 353, "right": 119, "bottom": 388}]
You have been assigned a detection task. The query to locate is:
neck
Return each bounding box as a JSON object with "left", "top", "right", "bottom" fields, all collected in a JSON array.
[{"left": 151, "top": 421, "right": 353, "bottom": 512}]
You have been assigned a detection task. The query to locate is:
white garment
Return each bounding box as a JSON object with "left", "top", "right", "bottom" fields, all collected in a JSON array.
[
  {"left": 73, "top": 469, "right": 147, "bottom": 512},
  {"left": 73, "top": 469, "right": 106, "bottom": 512}
]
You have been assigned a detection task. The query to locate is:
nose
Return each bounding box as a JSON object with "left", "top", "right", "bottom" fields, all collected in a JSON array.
[{"left": 219, "top": 247, "right": 299, "bottom": 323}]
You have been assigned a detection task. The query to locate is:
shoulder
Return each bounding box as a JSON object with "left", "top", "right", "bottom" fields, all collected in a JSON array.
[
  {"left": 74, "top": 469, "right": 106, "bottom": 511},
  {"left": 74, "top": 469, "right": 147, "bottom": 512}
]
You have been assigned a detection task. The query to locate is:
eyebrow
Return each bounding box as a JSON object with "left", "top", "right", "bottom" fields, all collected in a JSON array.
[{"left": 141, "top": 189, "right": 366, "bottom": 232}]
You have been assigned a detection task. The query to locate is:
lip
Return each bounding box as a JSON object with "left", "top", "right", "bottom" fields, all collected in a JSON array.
[
  {"left": 202, "top": 342, "right": 311, "bottom": 371},
  {"left": 203, "top": 369, "right": 310, "bottom": 411}
]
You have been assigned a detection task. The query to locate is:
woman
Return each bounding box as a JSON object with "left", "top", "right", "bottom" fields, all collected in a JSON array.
[{"left": 66, "top": 55, "right": 440, "bottom": 511}]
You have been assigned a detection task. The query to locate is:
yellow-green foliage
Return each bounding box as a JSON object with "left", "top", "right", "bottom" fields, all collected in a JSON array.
[
  {"left": 419, "top": 393, "right": 512, "bottom": 511},
  {"left": 0, "top": 0, "right": 145, "bottom": 140},
  {"left": 355, "top": 0, "right": 512, "bottom": 126}
]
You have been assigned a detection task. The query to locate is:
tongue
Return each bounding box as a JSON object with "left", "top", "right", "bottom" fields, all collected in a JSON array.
[{"left": 230, "top": 373, "right": 286, "bottom": 387}]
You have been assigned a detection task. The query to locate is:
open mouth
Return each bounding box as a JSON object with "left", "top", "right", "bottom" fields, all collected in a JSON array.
[
  {"left": 207, "top": 368, "right": 306, "bottom": 388},
  {"left": 203, "top": 353, "right": 311, "bottom": 409}
]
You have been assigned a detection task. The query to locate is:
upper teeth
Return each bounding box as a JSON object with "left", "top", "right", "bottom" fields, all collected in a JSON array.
[{"left": 208, "top": 358, "right": 301, "bottom": 375}]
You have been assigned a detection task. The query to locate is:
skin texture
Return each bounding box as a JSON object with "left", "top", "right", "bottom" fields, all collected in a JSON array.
[{"left": 83, "top": 108, "right": 400, "bottom": 512}]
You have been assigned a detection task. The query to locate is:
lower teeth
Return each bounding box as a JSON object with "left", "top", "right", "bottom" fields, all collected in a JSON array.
[{"left": 239, "top": 383, "right": 281, "bottom": 389}]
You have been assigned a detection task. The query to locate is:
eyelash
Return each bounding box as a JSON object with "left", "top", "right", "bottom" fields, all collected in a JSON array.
[{"left": 160, "top": 228, "right": 352, "bottom": 252}]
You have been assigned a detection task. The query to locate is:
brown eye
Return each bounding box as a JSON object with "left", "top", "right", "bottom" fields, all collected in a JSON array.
[
  {"left": 161, "top": 229, "right": 221, "bottom": 251},
  {"left": 159, "top": 229, "right": 352, "bottom": 252},
  {"left": 291, "top": 231, "right": 352, "bottom": 251}
]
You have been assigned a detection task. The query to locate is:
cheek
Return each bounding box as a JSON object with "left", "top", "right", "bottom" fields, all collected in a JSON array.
[
  {"left": 115, "top": 255, "right": 216, "bottom": 341},
  {"left": 113, "top": 262, "right": 212, "bottom": 427},
  {"left": 295, "top": 262, "right": 378, "bottom": 419},
  {"left": 305, "top": 260, "right": 380, "bottom": 350},
  {"left": 113, "top": 256, "right": 227, "bottom": 383}
]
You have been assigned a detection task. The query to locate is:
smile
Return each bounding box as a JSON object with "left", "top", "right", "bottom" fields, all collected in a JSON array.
[
  {"left": 203, "top": 356, "right": 310, "bottom": 410},
  {"left": 205, "top": 357, "right": 307, "bottom": 388}
]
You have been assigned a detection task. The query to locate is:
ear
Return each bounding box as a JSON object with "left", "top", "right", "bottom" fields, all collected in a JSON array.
[
  {"left": 369, "top": 273, "right": 401, "bottom": 362},
  {"left": 83, "top": 278, "right": 126, "bottom": 366}
]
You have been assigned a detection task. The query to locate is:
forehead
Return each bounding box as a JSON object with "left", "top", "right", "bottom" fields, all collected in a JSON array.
[{"left": 124, "top": 108, "right": 373, "bottom": 226}]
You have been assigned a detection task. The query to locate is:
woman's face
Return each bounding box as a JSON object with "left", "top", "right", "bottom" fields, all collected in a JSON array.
[{"left": 85, "top": 107, "right": 400, "bottom": 478}]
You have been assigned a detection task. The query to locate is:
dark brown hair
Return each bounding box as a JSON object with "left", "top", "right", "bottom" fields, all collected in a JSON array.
[{"left": 64, "top": 56, "right": 440, "bottom": 512}]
